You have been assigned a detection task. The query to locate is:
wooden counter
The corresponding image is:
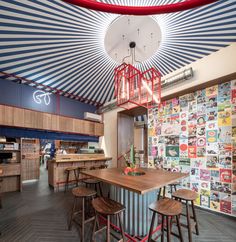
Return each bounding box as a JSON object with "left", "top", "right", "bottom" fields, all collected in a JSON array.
[{"left": 48, "top": 154, "right": 112, "bottom": 191}]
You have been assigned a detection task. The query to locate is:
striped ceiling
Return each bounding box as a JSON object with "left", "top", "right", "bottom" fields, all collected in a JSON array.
[{"left": 0, "top": 0, "right": 236, "bottom": 106}]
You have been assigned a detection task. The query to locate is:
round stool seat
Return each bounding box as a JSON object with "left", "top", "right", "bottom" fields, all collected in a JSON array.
[
  {"left": 65, "top": 167, "right": 77, "bottom": 172},
  {"left": 92, "top": 197, "right": 125, "bottom": 215},
  {"left": 72, "top": 187, "right": 96, "bottom": 198},
  {"left": 172, "top": 189, "right": 198, "bottom": 201},
  {"left": 149, "top": 198, "right": 182, "bottom": 216},
  {"left": 83, "top": 178, "right": 100, "bottom": 184},
  {"left": 169, "top": 181, "right": 180, "bottom": 186}
]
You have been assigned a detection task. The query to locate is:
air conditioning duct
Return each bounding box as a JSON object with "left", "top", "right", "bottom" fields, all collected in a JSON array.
[{"left": 162, "top": 67, "right": 193, "bottom": 87}]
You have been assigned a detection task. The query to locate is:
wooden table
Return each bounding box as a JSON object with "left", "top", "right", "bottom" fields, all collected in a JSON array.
[
  {"left": 81, "top": 168, "right": 188, "bottom": 238},
  {"left": 82, "top": 168, "right": 187, "bottom": 194}
]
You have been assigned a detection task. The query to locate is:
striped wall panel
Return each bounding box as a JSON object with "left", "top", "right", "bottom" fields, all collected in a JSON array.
[{"left": 0, "top": 0, "right": 236, "bottom": 105}]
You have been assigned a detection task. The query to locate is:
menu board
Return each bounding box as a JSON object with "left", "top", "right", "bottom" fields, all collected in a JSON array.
[{"left": 148, "top": 80, "right": 236, "bottom": 216}]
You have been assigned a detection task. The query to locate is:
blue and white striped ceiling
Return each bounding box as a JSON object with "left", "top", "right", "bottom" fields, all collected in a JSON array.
[{"left": 0, "top": 0, "right": 236, "bottom": 106}]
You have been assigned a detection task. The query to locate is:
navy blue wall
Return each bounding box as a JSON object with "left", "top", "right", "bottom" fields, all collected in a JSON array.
[{"left": 0, "top": 78, "right": 96, "bottom": 119}]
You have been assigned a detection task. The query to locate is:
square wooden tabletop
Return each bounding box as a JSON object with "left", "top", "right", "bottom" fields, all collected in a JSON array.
[{"left": 81, "top": 168, "right": 188, "bottom": 195}]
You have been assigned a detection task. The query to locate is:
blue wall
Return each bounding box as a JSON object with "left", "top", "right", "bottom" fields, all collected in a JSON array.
[{"left": 0, "top": 78, "right": 96, "bottom": 119}]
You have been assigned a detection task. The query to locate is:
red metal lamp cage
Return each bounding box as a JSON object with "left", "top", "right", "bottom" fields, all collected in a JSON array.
[{"left": 115, "top": 63, "right": 161, "bottom": 110}]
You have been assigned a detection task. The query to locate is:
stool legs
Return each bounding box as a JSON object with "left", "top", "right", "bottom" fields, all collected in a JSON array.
[
  {"left": 148, "top": 213, "right": 183, "bottom": 242},
  {"left": 68, "top": 197, "right": 77, "bottom": 230},
  {"left": 106, "top": 215, "right": 111, "bottom": 242},
  {"left": 117, "top": 213, "right": 125, "bottom": 241},
  {"left": 166, "top": 216, "right": 171, "bottom": 242},
  {"left": 161, "top": 215, "right": 165, "bottom": 242},
  {"left": 186, "top": 200, "right": 192, "bottom": 242},
  {"left": 176, "top": 215, "right": 183, "bottom": 242},
  {"left": 148, "top": 212, "right": 156, "bottom": 242},
  {"left": 158, "top": 186, "right": 166, "bottom": 200},
  {"left": 191, "top": 201, "right": 199, "bottom": 235},
  {"left": 81, "top": 197, "right": 85, "bottom": 242},
  {"left": 65, "top": 171, "right": 70, "bottom": 193}
]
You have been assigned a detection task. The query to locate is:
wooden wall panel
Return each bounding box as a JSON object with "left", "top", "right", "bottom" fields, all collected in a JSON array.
[
  {"left": 51, "top": 114, "right": 59, "bottom": 131},
  {"left": 4, "top": 105, "right": 14, "bottom": 126},
  {"left": 42, "top": 113, "right": 52, "bottom": 130},
  {"left": 13, "top": 107, "right": 24, "bottom": 127},
  {"left": 0, "top": 104, "right": 104, "bottom": 136}
]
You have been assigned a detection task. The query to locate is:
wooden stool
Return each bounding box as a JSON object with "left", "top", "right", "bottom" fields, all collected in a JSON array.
[
  {"left": 64, "top": 167, "right": 78, "bottom": 192},
  {"left": 68, "top": 187, "right": 97, "bottom": 242},
  {"left": 157, "top": 182, "right": 180, "bottom": 200},
  {"left": 83, "top": 166, "right": 103, "bottom": 196},
  {"left": 92, "top": 197, "right": 126, "bottom": 242},
  {"left": 148, "top": 198, "right": 183, "bottom": 242},
  {"left": 172, "top": 189, "right": 199, "bottom": 242}
]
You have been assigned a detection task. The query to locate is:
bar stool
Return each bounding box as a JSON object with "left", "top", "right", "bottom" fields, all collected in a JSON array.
[
  {"left": 92, "top": 197, "right": 126, "bottom": 242},
  {"left": 64, "top": 167, "right": 78, "bottom": 192},
  {"left": 172, "top": 189, "right": 199, "bottom": 242},
  {"left": 157, "top": 182, "right": 180, "bottom": 200},
  {"left": 83, "top": 166, "right": 103, "bottom": 196},
  {"left": 68, "top": 187, "right": 97, "bottom": 242},
  {"left": 148, "top": 198, "right": 183, "bottom": 242}
]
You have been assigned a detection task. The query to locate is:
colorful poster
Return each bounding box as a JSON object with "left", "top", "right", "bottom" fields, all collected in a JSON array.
[
  {"left": 179, "top": 158, "right": 190, "bottom": 166},
  {"left": 206, "top": 85, "right": 218, "bottom": 97},
  {"left": 220, "top": 200, "right": 231, "bottom": 214},
  {"left": 218, "top": 110, "right": 231, "bottom": 126},
  {"left": 220, "top": 169, "right": 232, "bottom": 183},
  {"left": 206, "top": 156, "right": 218, "bottom": 169},
  {"left": 179, "top": 138, "right": 188, "bottom": 158},
  {"left": 166, "top": 146, "right": 179, "bottom": 158},
  {"left": 161, "top": 123, "right": 180, "bottom": 136},
  {"left": 200, "top": 169, "right": 211, "bottom": 181},
  {"left": 191, "top": 158, "right": 206, "bottom": 168},
  {"left": 197, "top": 147, "right": 206, "bottom": 157},
  {"left": 211, "top": 170, "right": 220, "bottom": 182},
  {"left": 206, "top": 130, "right": 217, "bottom": 143},
  {"left": 188, "top": 146, "right": 196, "bottom": 158},
  {"left": 218, "top": 126, "right": 232, "bottom": 143}
]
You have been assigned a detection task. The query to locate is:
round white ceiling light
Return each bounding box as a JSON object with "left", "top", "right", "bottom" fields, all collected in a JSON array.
[{"left": 104, "top": 15, "right": 162, "bottom": 64}]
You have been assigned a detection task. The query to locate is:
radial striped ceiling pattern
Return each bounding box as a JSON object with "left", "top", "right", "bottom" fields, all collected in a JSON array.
[{"left": 0, "top": 0, "right": 236, "bottom": 106}]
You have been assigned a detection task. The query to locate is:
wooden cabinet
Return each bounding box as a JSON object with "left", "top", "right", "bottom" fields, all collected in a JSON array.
[
  {"left": 0, "top": 139, "right": 22, "bottom": 192},
  {"left": 0, "top": 104, "right": 104, "bottom": 136}
]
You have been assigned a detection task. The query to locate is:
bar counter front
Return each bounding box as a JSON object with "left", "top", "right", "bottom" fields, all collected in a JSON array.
[{"left": 48, "top": 153, "right": 112, "bottom": 191}]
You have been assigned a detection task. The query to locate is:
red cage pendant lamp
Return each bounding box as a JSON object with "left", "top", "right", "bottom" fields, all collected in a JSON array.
[{"left": 115, "top": 42, "right": 161, "bottom": 110}]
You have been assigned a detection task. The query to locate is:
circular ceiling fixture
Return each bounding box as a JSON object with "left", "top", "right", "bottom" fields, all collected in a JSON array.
[
  {"left": 62, "top": 0, "right": 219, "bottom": 15},
  {"left": 104, "top": 16, "right": 162, "bottom": 63}
]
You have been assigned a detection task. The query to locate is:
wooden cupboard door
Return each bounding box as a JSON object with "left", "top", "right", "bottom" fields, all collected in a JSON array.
[{"left": 21, "top": 138, "right": 40, "bottom": 181}]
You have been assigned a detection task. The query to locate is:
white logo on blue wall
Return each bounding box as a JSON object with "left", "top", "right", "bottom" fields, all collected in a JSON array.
[{"left": 33, "top": 90, "right": 51, "bottom": 105}]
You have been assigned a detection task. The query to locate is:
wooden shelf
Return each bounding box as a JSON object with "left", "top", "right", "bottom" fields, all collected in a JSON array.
[{"left": 0, "top": 150, "right": 20, "bottom": 152}]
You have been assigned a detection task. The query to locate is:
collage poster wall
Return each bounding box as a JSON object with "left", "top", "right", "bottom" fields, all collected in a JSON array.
[{"left": 148, "top": 80, "right": 236, "bottom": 216}]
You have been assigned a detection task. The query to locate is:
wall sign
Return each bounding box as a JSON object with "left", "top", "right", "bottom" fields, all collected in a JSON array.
[{"left": 33, "top": 90, "right": 52, "bottom": 105}]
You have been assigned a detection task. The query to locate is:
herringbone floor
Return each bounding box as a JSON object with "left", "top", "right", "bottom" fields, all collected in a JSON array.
[{"left": 0, "top": 166, "right": 236, "bottom": 242}]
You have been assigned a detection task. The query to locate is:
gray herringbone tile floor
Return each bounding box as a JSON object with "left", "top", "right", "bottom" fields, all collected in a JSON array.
[{"left": 0, "top": 166, "right": 236, "bottom": 242}]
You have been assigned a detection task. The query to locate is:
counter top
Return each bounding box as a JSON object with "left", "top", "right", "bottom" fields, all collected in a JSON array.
[{"left": 52, "top": 157, "right": 112, "bottom": 163}]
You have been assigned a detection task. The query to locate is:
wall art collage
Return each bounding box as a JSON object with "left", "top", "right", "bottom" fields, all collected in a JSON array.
[{"left": 148, "top": 80, "right": 236, "bottom": 216}]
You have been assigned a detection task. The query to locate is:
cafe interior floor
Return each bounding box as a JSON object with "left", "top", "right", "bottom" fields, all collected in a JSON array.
[{"left": 0, "top": 167, "right": 236, "bottom": 242}]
